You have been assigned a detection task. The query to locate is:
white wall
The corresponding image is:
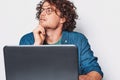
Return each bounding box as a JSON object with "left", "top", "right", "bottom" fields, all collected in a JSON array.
[{"left": 0, "top": 0, "right": 120, "bottom": 80}]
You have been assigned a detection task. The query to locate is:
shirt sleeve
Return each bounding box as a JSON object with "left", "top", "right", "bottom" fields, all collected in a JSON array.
[
  {"left": 19, "top": 32, "right": 34, "bottom": 45},
  {"left": 80, "top": 37, "right": 103, "bottom": 77}
]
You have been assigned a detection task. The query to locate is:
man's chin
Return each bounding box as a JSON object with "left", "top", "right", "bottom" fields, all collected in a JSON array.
[
  {"left": 40, "top": 24, "right": 47, "bottom": 28},
  {"left": 42, "top": 26, "right": 47, "bottom": 28},
  {"left": 41, "top": 26, "right": 50, "bottom": 30}
]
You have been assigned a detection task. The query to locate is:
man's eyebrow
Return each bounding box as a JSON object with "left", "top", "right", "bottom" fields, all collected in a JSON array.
[{"left": 42, "top": 5, "right": 51, "bottom": 8}]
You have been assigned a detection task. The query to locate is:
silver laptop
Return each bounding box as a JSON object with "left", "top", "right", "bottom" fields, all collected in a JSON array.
[{"left": 4, "top": 45, "right": 78, "bottom": 80}]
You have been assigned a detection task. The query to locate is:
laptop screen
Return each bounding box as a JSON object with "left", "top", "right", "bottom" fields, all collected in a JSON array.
[{"left": 4, "top": 45, "right": 78, "bottom": 80}]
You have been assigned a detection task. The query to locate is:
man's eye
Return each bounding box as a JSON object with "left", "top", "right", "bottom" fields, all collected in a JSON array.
[{"left": 47, "top": 8, "right": 52, "bottom": 12}]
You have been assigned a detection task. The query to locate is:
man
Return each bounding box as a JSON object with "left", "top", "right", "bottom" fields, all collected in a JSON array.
[{"left": 20, "top": 0, "right": 103, "bottom": 80}]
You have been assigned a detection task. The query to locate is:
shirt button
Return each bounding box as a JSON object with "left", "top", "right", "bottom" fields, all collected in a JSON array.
[{"left": 65, "top": 40, "right": 67, "bottom": 43}]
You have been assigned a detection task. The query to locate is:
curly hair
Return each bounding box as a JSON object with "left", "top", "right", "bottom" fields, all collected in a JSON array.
[{"left": 36, "top": 0, "right": 78, "bottom": 31}]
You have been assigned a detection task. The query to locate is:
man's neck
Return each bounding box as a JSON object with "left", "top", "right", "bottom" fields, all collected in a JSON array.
[{"left": 45, "top": 28, "right": 62, "bottom": 44}]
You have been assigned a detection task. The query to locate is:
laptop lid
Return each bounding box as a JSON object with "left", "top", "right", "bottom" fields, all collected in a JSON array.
[{"left": 4, "top": 45, "right": 78, "bottom": 80}]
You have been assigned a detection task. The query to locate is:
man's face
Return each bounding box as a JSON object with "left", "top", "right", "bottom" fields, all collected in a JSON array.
[{"left": 39, "top": 2, "right": 62, "bottom": 29}]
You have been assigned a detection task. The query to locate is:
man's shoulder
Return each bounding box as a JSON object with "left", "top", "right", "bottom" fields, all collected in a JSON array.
[
  {"left": 20, "top": 32, "right": 33, "bottom": 40},
  {"left": 64, "top": 31, "right": 87, "bottom": 40}
]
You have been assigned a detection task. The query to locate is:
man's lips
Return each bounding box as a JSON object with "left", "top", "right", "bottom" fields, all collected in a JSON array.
[{"left": 40, "top": 19, "right": 46, "bottom": 21}]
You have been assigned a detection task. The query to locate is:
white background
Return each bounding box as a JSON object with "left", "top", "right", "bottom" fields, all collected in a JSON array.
[{"left": 0, "top": 0, "right": 120, "bottom": 80}]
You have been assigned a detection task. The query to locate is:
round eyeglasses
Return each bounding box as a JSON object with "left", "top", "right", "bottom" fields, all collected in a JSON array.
[{"left": 40, "top": 7, "right": 55, "bottom": 15}]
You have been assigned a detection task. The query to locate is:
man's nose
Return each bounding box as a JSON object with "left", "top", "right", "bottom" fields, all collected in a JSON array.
[{"left": 40, "top": 10, "right": 46, "bottom": 16}]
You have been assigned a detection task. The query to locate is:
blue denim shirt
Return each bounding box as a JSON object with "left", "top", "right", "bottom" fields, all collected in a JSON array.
[{"left": 19, "top": 31, "right": 103, "bottom": 77}]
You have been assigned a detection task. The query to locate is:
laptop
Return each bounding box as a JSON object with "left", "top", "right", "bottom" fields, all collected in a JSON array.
[{"left": 3, "top": 45, "right": 78, "bottom": 80}]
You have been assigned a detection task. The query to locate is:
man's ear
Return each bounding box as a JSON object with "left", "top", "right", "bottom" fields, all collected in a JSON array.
[{"left": 60, "top": 17, "right": 66, "bottom": 24}]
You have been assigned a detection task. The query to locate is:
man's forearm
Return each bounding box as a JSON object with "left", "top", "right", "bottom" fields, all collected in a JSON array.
[
  {"left": 79, "top": 71, "right": 102, "bottom": 80},
  {"left": 87, "top": 71, "right": 102, "bottom": 80}
]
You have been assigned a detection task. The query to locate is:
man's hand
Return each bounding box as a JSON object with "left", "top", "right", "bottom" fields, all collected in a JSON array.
[
  {"left": 79, "top": 71, "right": 102, "bottom": 80},
  {"left": 33, "top": 24, "right": 46, "bottom": 45}
]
